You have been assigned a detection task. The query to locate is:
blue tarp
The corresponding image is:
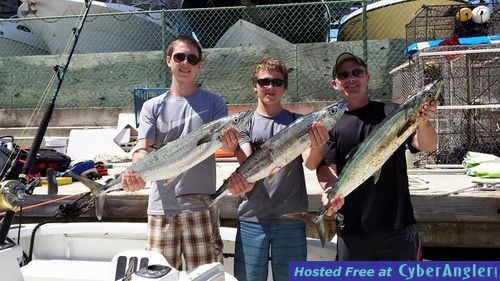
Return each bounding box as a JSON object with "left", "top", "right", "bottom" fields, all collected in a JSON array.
[{"left": 406, "top": 34, "right": 500, "bottom": 56}]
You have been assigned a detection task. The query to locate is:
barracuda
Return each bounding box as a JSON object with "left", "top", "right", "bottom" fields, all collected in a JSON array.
[
  {"left": 71, "top": 110, "right": 253, "bottom": 220},
  {"left": 313, "top": 80, "right": 444, "bottom": 247}
]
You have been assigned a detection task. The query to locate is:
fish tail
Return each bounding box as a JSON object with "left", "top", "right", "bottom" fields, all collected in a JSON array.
[
  {"left": 312, "top": 206, "right": 327, "bottom": 248},
  {"left": 207, "top": 181, "right": 229, "bottom": 208},
  {"left": 208, "top": 202, "right": 220, "bottom": 237},
  {"left": 177, "top": 194, "right": 211, "bottom": 206},
  {"left": 69, "top": 171, "right": 107, "bottom": 220},
  {"left": 315, "top": 217, "right": 326, "bottom": 248}
]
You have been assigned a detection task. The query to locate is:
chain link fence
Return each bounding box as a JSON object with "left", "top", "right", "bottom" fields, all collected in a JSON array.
[
  {"left": 0, "top": 1, "right": 498, "bottom": 164},
  {"left": 391, "top": 44, "right": 499, "bottom": 165},
  {"left": 0, "top": 1, "right": 409, "bottom": 107}
]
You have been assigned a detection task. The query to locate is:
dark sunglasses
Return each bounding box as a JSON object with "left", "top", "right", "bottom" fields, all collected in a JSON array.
[
  {"left": 256, "top": 78, "right": 285, "bottom": 87},
  {"left": 336, "top": 69, "right": 366, "bottom": 80},
  {"left": 172, "top": 53, "right": 201, "bottom": 65}
]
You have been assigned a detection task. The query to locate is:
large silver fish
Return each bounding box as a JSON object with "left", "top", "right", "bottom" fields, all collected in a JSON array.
[
  {"left": 71, "top": 110, "right": 253, "bottom": 220},
  {"left": 313, "top": 80, "right": 444, "bottom": 247},
  {"left": 186, "top": 101, "right": 347, "bottom": 232}
]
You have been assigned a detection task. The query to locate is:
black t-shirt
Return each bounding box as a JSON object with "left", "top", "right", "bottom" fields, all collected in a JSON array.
[{"left": 323, "top": 101, "right": 417, "bottom": 237}]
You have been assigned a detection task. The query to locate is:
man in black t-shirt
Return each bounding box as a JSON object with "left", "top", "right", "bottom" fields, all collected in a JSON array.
[{"left": 317, "top": 52, "right": 439, "bottom": 260}]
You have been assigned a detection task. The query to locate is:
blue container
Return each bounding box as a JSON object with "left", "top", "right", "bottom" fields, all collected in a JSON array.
[{"left": 133, "top": 87, "right": 168, "bottom": 127}]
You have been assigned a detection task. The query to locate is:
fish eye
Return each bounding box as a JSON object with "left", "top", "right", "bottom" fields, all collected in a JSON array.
[
  {"left": 233, "top": 117, "right": 240, "bottom": 123},
  {"left": 330, "top": 108, "right": 337, "bottom": 114}
]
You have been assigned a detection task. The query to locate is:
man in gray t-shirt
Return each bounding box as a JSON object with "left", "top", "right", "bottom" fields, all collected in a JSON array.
[
  {"left": 229, "top": 58, "right": 329, "bottom": 281},
  {"left": 121, "top": 35, "right": 240, "bottom": 270}
]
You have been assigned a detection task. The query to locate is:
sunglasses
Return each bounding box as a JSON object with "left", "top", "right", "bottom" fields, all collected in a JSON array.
[
  {"left": 336, "top": 69, "right": 366, "bottom": 80},
  {"left": 256, "top": 78, "right": 285, "bottom": 87},
  {"left": 172, "top": 53, "right": 201, "bottom": 65}
]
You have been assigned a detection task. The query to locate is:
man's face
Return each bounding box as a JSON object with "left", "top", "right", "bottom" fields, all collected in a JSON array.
[
  {"left": 166, "top": 42, "right": 201, "bottom": 83},
  {"left": 331, "top": 59, "right": 370, "bottom": 101},
  {"left": 253, "top": 70, "right": 286, "bottom": 106}
]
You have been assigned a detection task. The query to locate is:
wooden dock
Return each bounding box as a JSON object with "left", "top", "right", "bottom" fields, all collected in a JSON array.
[{"left": 4, "top": 162, "right": 499, "bottom": 249}]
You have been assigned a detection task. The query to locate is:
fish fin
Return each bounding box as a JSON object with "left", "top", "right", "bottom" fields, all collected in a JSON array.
[
  {"left": 177, "top": 193, "right": 210, "bottom": 206},
  {"left": 197, "top": 133, "right": 213, "bottom": 146},
  {"left": 281, "top": 212, "right": 311, "bottom": 222},
  {"left": 149, "top": 143, "right": 164, "bottom": 150},
  {"left": 345, "top": 144, "right": 360, "bottom": 162},
  {"left": 69, "top": 171, "right": 107, "bottom": 220},
  {"left": 397, "top": 118, "right": 415, "bottom": 137},
  {"left": 264, "top": 166, "right": 282, "bottom": 185},
  {"left": 373, "top": 168, "right": 382, "bottom": 184}
]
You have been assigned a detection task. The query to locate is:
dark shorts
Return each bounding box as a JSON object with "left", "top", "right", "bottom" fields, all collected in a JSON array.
[{"left": 337, "top": 224, "right": 420, "bottom": 261}]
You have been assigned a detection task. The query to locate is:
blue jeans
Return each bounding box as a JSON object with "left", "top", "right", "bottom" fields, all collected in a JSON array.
[{"left": 234, "top": 221, "right": 307, "bottom": 281}]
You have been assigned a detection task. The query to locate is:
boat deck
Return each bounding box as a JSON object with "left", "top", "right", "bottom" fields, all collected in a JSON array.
[{"left": 6, "top": 161, "right": 500, "bottom": 249}]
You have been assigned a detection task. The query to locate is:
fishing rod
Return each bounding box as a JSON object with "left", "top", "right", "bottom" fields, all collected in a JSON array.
[{"left": 0, "top": 0, "right": 95, "bottom": 247}]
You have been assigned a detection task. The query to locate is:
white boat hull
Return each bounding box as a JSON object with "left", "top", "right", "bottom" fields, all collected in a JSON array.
[
  {"left": 17, "top": 0, "right": 167, "bottom": 54},
  {"left": 5, "top": 222, "right": 337, "bottom": 281},
  {"left": 0, "top": 21, "right": 49, "bottom": 56}
]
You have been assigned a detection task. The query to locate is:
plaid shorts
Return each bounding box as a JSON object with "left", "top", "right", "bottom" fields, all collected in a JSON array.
[{"left": 146, "top": 209, "right": 223, "bottom": 270}]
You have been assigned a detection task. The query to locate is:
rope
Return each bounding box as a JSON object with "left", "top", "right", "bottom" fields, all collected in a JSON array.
[
  {"left": 410, "top": 185, "right": 476, "bottom": 197},
  {"left": 408, "top": 175, "right": 476, "bottom": 197}
]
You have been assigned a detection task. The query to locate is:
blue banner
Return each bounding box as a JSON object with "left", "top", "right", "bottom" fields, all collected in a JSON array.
[{"left": 290, "top": 261, "right": 499, "bottom": 281}]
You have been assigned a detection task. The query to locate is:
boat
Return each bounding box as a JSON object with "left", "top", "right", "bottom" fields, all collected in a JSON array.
[
  {"left": 0, "top": 20, "right": 49, "bottom": 56},
  {"left": 214, "top": 19, "right": 292, "bottom": 48},
  {"left": 2, "top": 222, "right": 337, "bottom": 280},
  {"left": 337, "top": 0, "right": 469, "bottom": 41},
  {"left": 16, "top": 0, "right": 172, "bottom": 54}
]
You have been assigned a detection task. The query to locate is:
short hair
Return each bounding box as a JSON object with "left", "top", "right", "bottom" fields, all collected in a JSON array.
[
  {"left": 252, "top": 57, "right": 289, "bottom": 89},
  {"left": 166, "top": 35, "right": 202, "bottom": 61}
]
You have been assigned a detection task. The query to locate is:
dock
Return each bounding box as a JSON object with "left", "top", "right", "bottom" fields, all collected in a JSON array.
[{"left": 6, "top": 161, "right": 499, "bottom": 250}]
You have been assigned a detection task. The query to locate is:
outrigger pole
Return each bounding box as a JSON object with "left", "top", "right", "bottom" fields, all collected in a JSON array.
[{"left": 0, "top": 0, "right": 95, "bottom": 247}]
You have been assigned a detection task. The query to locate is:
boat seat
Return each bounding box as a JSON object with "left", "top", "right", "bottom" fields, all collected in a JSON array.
[{"left": 108, "top": 250, "right": 174, "bottom": 281}]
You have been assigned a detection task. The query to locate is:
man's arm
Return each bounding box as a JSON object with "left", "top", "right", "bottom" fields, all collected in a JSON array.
[
  {"left": 121, "top": 138, "right": 154, "bottom": 192},
  {"left": 302, "top": 122, "right": 329, "bottom": 170},
  {"left": 228, "top": 142, "right": 254, "bottom": 196},
  {"left": 412, "top": 100, "right": 439, "bottom": 152}
]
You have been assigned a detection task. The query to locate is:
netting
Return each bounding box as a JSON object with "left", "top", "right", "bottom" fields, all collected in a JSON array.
[
  {"left": 0, "top": 1, "right": 498, "bottom": 164},
  {"left": 1, "top": 1, "right": 410, "bottom": 107},
  {"left": 390, "top": 44, "right": 499, "bottom": 165}
]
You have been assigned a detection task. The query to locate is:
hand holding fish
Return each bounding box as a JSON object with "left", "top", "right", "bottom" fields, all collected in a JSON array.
[
  {"left": 220, "top": 127, "right": 241, "bottom": 152},
  {"left": 321, "top": 187, "right": 345, "bottom": 216},
  {"left": 227, "top": 172, "right": 255, "bottom": 196},
  {"left": 414, "top": 100, "right": 439, "bottom": 152},
  {"left": 308, "top": 122, "right": 329, "bottom": 150},
  {"left": 122, "top": 170, "right": 146, "bottom": 192},
  {"left": 419, "top": 100, "right": 439, "bottom": 122}
]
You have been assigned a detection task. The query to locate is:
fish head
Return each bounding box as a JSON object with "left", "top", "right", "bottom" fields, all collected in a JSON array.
[
  {"left": 427, "top": 79, "right": 444, "bottom": 103},
  {"left": 317, "top": 100, "right": 348, "bottom": 128},
  {"left": 420, "top": 79, "right": 444, "bottom": 104},
  {"left": 406, "top": 79, "right": 444, "bottom": 111},
  {"left": 225, "top": 110, "right": 253, "bottom": 131}
]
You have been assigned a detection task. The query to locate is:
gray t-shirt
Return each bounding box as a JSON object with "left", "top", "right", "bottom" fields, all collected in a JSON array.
[
  {"left": 138, "top": 89, "right": 227, "bottom": 215},
  {"left": 238, "top": 109, "right": 308, "bottom": 223}
]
